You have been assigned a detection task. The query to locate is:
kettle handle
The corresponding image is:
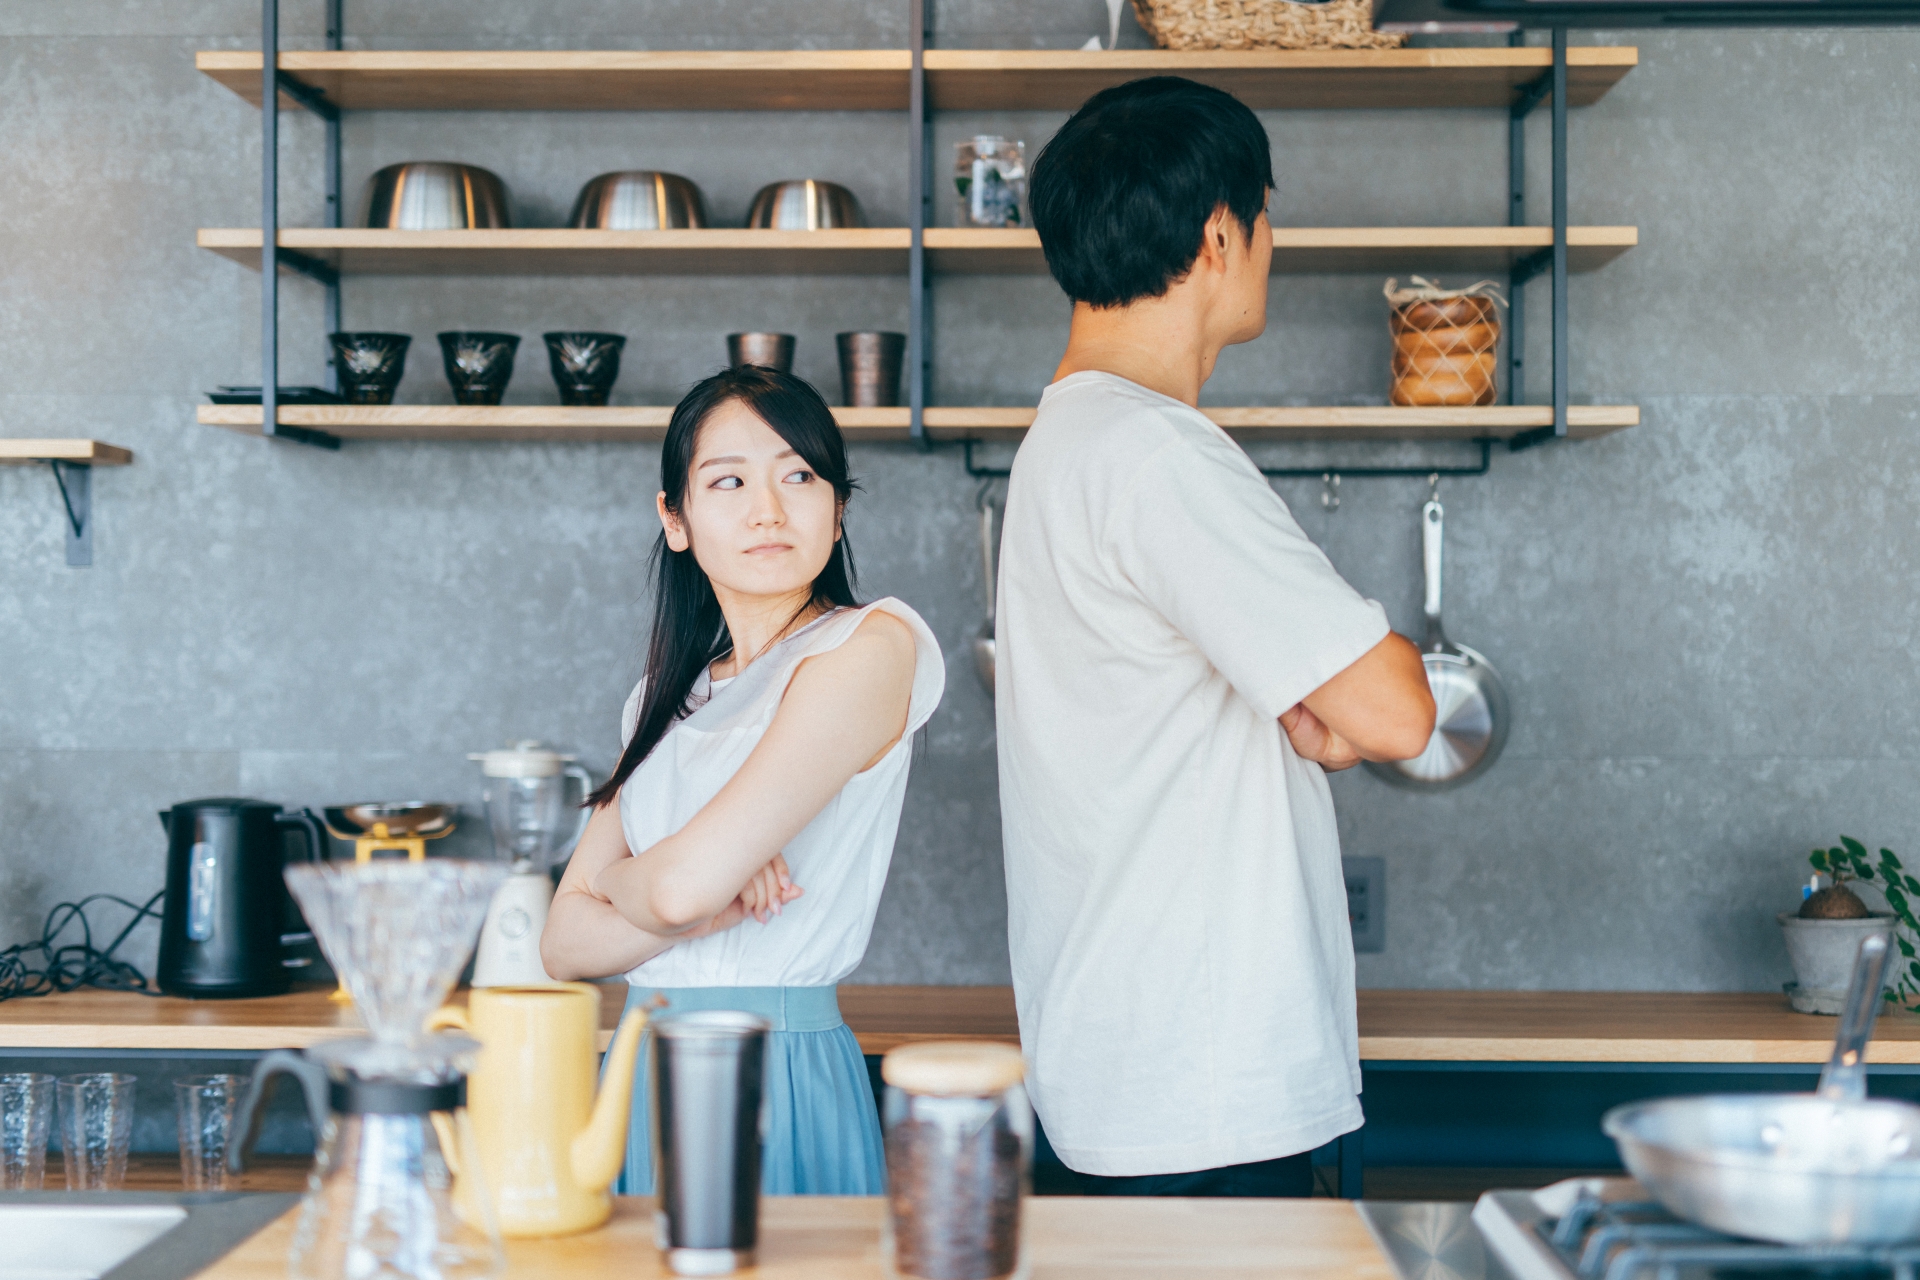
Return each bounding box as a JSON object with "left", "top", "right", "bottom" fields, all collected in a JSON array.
[
  {"left": 276, "top": 807, "right": 329, "bottom": 866},
  {"left": 563, "top": 763, "right": 595, "bottom": 854},
  {"left": 229, "top": 1049, "right": 330, "bottom": 1174}
]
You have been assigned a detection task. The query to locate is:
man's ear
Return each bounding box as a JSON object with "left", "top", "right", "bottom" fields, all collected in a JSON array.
[
  {"left": 659, "top": 490, "right": 690, "bottom": 552},
  {"left": 1195, "top": 203, "right": 1237, "bottom": 275}
]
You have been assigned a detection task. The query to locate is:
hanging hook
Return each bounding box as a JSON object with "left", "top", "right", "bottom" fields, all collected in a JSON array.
[
  {"left": 975, "top": 476, "right": 996, "bottom": 512},
  {"left": 1321, "top": 473, "right": 1341, "bottom": 510},
  {"left": 1428, "top": 471, "right": 1440, "bottom": 504}
]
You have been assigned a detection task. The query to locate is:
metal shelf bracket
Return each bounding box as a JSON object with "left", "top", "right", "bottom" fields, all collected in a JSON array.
[{"left": 47, "top": 461, "right": 92, "bottom": 567}]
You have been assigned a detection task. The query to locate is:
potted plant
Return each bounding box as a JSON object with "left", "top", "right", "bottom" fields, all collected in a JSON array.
[{"left": 1779, "top": 836, "right": 1920, "bottom": 1013}]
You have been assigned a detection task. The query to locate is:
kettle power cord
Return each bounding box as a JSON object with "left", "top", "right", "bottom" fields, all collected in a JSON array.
[{"left": 0, "top": 890, "right": 165, "bottom": 1003}]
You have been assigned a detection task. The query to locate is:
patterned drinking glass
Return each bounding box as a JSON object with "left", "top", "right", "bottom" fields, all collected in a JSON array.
[
  {"left": 58, "top": 1073, "right": 136, "bottom": 1190},
  {"left": 1, "top": 1073, "right": 56, "bottom": 1189}
]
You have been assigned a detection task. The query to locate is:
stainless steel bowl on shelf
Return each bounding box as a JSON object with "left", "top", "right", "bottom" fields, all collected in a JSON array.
[
  {"left": 745, "top": 179, "right": 866, "bottom": 230},
  {"left": 569, "top": 171, "right": 709, "bottom": 230},
  {"left": 360, "top": 162, "right": 511, "bottom": 230}
]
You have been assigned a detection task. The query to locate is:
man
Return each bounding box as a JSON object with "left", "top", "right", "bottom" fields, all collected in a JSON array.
[{"left": 995, "top": 76, "right": 1438, "bottom": 1198}]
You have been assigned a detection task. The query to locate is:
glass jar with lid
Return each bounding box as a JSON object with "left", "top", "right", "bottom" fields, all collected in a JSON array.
[{"left": 881, "top": 1041, "right": 1031, "bottom": 1280}]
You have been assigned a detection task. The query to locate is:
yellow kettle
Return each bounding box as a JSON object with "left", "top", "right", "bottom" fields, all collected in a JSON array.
[{"left": 428, "top": 982, "right": 647, "bottom": 1237}]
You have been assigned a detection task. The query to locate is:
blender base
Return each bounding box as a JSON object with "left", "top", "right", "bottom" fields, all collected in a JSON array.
[{"left": 473, "top": 869, "right": 556, "bottom": 987}]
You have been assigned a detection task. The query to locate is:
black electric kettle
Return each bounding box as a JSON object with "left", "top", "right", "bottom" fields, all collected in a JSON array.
[{"left": 156, "top": 798, "right": 327, "bottom": 998}]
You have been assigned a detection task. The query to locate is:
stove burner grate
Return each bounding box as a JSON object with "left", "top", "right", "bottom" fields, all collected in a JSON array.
[{"left": 1539, "top": 1193, "right": 1920, "bottom": 1280}]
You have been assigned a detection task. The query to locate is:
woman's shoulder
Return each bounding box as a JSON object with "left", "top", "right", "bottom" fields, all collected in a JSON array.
[{"left": 796, "top": 599, "right": 946, "bottom": 730}]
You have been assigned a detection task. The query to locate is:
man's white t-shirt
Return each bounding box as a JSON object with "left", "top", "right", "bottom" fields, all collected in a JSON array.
[{"left": 995, "top": 371, "right": 1392, "bottom": 1177}]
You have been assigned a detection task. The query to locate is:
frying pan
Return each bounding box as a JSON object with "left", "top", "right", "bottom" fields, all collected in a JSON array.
[
  {"left": 973, "top": 490, "right": 997, "bottom": 695},
  {"left": 1367, "top": 497, "right": 1510, "bottom": 789},
  {"left": 1603, "top": 934, "right": 1920, "bottom": 1245}
]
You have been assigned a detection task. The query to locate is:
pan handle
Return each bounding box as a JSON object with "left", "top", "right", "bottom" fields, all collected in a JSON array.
[
  {"left": 979, "top": 490, "right": 998, "bottom": 627},
  {"left": 1421, "top": 499, "right": 1446, "bottom": 649},
  {"left": 1817, "top": 931, "right": 1892, "bottom": 1103}
]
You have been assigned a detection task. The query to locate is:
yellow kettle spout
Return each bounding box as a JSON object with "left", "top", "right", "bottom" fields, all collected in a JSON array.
[{"left": 570, "top": 1005, "right": 648, "bottom": 1194}]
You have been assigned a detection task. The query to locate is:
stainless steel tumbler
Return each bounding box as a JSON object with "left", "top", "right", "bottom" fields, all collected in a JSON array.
[{"left": 650, "top": 1011, "right": 770, "bottom": 1277}]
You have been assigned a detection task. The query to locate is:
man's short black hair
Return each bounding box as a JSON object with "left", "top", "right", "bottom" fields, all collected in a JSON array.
[{"left": 1030, "top": 76, "right": 1272, "bottom": 310}]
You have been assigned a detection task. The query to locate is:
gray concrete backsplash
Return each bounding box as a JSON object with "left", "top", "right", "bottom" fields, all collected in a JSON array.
[{"left": 1, "top": 4, "right": 1913, "bottom": 996}]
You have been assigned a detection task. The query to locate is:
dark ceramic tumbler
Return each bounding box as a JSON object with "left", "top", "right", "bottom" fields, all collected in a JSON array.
[
  {"left": 327, "top": 332, "right": 410, "bottom": 405},
  {"left": 437, "top": 332, "right": 520, "bottom": 405},
  {"left": 836, "top": 332, "right": 906, "bottom": 408},
  {"left": 726, "top": 333, "right": 795, "bottom": 373},
  {"left": 543, "top": 332, "right": 626, "bottom": 406}
]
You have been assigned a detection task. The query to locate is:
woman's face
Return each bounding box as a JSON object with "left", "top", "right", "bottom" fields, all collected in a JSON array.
[{"left": 659, "top": 397, "right": 841, "bottom": 603}]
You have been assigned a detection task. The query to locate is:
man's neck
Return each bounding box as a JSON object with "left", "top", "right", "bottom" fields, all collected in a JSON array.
[{"left": 1051, "top": 298, "right": 1220, "bottom": 407}]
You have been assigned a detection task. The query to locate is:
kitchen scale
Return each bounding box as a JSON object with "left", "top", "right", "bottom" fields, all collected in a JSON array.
[
  {"left": 469, "top": 743, "right": 593, "bottom": 987},
  {"left": 317, "top": 802, "right": 458, "bottom": 1000}
]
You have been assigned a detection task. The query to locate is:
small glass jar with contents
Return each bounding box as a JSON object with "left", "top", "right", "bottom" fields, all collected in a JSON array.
[
  {"left": 954, "top": 136, "right": 1027, "bottom": 229},
  {"left": 881, "top": 1042, "right": 1032, "bottom": 1280}
]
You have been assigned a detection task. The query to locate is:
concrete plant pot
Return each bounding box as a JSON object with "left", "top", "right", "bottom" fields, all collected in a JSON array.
[{"left": 1778, "top": 911, "right": 1894, "bottom": 1014}]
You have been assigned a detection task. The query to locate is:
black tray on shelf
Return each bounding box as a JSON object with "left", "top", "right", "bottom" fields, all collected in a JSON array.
[{"left": 206, "top": 385, "right": 345, "bottom": 405}]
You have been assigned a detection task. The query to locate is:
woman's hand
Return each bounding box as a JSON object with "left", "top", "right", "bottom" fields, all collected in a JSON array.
[{"left": 737, "top": 854, "right": 803, "bottom": 924}]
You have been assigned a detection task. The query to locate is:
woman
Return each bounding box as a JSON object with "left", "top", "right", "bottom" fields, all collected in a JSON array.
[{"left": 541, "top": 364, "right": 944, "bottom": 1196}]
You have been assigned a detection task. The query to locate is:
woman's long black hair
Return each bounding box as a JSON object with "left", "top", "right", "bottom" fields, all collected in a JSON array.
[{"left": 587, "top": 365, "right": 861, "bottom": 809}]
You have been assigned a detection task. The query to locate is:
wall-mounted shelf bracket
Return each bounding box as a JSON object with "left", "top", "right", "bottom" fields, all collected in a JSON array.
[
  {"left": 276, "top": 247, "right": 339, "bottom": 287},
  {"left": 275, "top": 69, "right": 338, "bottom": 121},
  {"left": 1259, "top": 438, "right": 1494, "bottom": 481},
  {"left": 1506, "top": 31, "right": 1571, "bottom": 445},
  {"left": 267, "top": 420, "right": 343, "bottom": 451},
  {"left": 48, "top": 461, "right": 92, "bottom": 567},
  {"left": 906, "top": 0, "right": 933, "bottom": 450}
]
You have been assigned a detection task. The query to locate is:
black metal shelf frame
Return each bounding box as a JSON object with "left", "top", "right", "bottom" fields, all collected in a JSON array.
[{"left": 252, "top": 1, "right": 1586, "bottom": 470}]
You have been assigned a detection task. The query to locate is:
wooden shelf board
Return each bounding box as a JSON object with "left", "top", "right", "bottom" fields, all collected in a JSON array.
[
  {"left": 198, "top": 227, "right": 910, "bottom": 276},
  {"left": 198, "top": 403, "right": 1634, "bottom": 443},
  {"left": 196, "top": 47, "right": 1634, "bottom": 114},
  {"left": 928, "top": 225, "right": 1637, "bottom": 275},
  {"left": 200, "top": 225, "right": 1634, "bottom": 278},
  {"left": 196, "top": 50, "right": 913, "bottom": 112},
  {"left": 198, "top": 404, "right": 912, "bottom": 442},
  {"left": 925, "top": 46, "right": 1636, "bottom": 110},
  {"left": 928, "top": 404, "right": 1638, "bottom": 441},
  {"left": 0, "top": 438, "right": 133, "bottom": 465}
]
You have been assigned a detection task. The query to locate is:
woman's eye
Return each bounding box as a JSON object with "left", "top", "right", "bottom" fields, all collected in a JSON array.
[
  {"left": 783, "top": 469, "right": 814, "bottom": 484},
  {"left": 710, "top": 475, "right": 743, "bottom": 490}
]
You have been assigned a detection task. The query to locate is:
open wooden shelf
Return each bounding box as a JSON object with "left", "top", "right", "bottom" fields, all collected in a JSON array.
[
  {"left": 923, "top": 46, "right": 1637, "bottom": 111},
  {"left": 198, "top": 46, "right": 1635, "bottom": 114},
  {"left": 199, "top": 403, "right": 1636, "bottom": 443},
  {"left": 0, "top": 439, "right": 133, "bottom": 464},
  {"left": 928, "top": 225, "right": 1638, "bottom": 275},
  {"left": 201, "top": 225, "right": 1636, "bottom": 277},
  {"left": 197, "top": 50, "right": 913, "bottom": 112},
  {"left": 198, "top": 228, "right": 910, "bottom": 276}
]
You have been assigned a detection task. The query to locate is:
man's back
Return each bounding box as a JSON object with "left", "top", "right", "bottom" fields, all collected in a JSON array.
[{"left": 996, "top": 371, "right": 1391, "bottom": 1177}]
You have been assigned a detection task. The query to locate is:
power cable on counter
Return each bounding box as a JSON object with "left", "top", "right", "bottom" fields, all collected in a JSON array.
[{"left": 0, "top": 890, "right": 165, "bottom": 1002}]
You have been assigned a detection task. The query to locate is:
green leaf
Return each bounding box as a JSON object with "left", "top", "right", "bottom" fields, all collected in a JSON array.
[
  {"left": 1905, "top": 876, "right": 1919, "bottom": 895},
  {"left": 1812, "top": 850, "right": 1830, "bottom": 872},
  {"left": 1885, "top": 849, "right": 1904, "bottom": 870},
  {"left": 1844, "top": 836, "right": 1869, "bottom": 858},
  {"left": 1889, "top": 886, "right": 1910, "bottom": 912},
  {"left": 1899, "top": 937, "right": 1915, "bottom": 958}
]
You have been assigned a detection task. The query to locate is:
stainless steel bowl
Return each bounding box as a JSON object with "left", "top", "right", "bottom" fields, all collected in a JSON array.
[
  {"left": 745, "top": 179, "right": 866, "bottom": 230},
  {"left": 1604, "top": 1094, "right": 1920, "bottom": 1245},
  {"left": 569, "top": 170, "right": 708, "bottom": 230},
  {"left": 323, "top": 802, "right": 457, "bottom": 838},
  {"left": 361, "top": 162, "right": 510, "bottom": 230}
]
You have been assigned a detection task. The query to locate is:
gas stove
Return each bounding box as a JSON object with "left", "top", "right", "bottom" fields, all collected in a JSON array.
[{"left": 1360, "top": 1178, "right": 1920, "bottom": 1280}]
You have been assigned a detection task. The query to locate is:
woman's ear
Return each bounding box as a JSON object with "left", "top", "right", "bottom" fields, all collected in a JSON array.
[
  {"left": 658, "top": 491, "right": 691, "bottom": 552},
  {"left": 834, "top": 499, "right": 845, "bottom": 543}
]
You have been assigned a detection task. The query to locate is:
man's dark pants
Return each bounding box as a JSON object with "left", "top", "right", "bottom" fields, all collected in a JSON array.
[{"left": 1069, "top": 1152, "right": 1315, "bottom": 1197}]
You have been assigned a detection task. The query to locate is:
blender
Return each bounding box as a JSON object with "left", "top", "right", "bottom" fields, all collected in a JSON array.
[
  {"left": 469, "top": 741, "right": 593, "bottom": 987},
  {"left": 229, "top": 858, "right": 508, "bottom": 1280}
]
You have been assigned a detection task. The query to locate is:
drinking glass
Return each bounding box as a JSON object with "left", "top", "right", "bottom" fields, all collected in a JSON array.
[
  {"left": 175, "top": 1074, "right": 244, "bottom": 1190},
  {"left": 58, "top": 1073, "right": 136, "bottom": 1190},
  {"left": 2, "top": 1073, "right": 56, "bottom": 1189}
]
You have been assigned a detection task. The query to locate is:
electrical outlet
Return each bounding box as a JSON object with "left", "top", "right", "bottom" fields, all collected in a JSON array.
[{"left": 1344, "top": 856, "right": 1386, "bottom": 953}]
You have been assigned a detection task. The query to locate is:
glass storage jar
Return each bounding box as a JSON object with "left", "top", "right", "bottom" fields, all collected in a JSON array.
[
  {"left": 953, "top": 137, "right": 1027, "bottom": 228},
  {"left": 881, "top": 1042, "right": 1031, "bottom": 1280}
]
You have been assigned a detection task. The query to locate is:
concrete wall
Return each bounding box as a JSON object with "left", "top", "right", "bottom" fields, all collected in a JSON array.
[{"left": 3, "top": 2, "right": 1916, "bottom": 1003}]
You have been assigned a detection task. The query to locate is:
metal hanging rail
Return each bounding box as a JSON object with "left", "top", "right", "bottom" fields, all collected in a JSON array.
[{"left": 907, "top": 0, "right": 933, "bottom": 449}]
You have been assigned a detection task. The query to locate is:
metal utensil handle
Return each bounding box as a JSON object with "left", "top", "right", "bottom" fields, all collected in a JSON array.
[
  {"left": 980, "top": 494, "right": 997, "bottom": 626},
  {"left": 1421, "top": 498, "right": 1448, "bottom": 653},
  {"left": 1818, "top": 931, "right": 1893, "bottom": 1102}
]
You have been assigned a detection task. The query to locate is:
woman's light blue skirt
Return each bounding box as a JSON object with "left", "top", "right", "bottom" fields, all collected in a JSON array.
[{"left": 613, "top": 984, "right": 886, "bottom": 1197}]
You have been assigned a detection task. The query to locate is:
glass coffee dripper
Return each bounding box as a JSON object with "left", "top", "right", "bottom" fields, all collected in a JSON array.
[{"left": 231, "top": 859, "right": 508, "bottom": 1280}]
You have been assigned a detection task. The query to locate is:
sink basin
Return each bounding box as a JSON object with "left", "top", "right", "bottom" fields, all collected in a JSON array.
[
  {"left": 0, "top": 1192, "right": 298, "bottom": 1280},
  {"left": 0, "top": 1204, "right": 188, "bottom": 1280}
]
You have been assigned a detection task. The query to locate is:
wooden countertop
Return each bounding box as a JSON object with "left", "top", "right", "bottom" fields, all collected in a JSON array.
[
  {"left": 196, "top": 1195, "right": 1391, "bottom": 1280},
  {"left": 5, "top": 985, "right": 1917, "bottom": 1064}
]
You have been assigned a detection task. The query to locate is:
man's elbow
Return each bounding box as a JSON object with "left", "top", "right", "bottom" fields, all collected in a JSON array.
[{"left": 1372, "top": 688, "right": 1438, "bottom": 761}]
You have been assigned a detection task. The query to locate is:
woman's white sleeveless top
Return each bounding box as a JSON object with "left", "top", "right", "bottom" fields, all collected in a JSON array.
[{"left": 617, "top": 599, "right": 945, "bottom": 988}]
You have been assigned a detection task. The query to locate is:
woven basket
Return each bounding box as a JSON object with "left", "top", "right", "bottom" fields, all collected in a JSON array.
[{"left": 1129, "top": 0, "right": 1406, "bottom": 50}]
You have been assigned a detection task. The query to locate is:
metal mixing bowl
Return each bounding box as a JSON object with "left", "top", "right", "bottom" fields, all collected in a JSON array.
[
  {"left": 745, "top": 179, "right": 866, "bottom": 230},
  {"left": 361, "top": 162, "right": 510, "bottom": 230},
  {"left": 569, "top": 170, "right": 708, "bottom": 229}
]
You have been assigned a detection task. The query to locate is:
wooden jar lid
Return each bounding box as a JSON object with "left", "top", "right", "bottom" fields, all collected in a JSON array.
[{"left": 882, "top": 1041, "right": 1025, "bottom": 1096}]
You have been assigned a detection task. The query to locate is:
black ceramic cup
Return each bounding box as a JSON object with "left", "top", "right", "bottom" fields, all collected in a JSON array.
[
  {"left": 327, "top": 332, "right": 411, "bottom": 405},
  {"left": 437, "top": 332, "right": 520, "bottom": 405},
  {"left": 836, "top": 331, "right": 906, "bottom": 407},
  {"left": 543, "top": 332, "right": 627, "bottom": 406},
  {"left": 726, "top": 332, "right": 796, "bottom": 373}
]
